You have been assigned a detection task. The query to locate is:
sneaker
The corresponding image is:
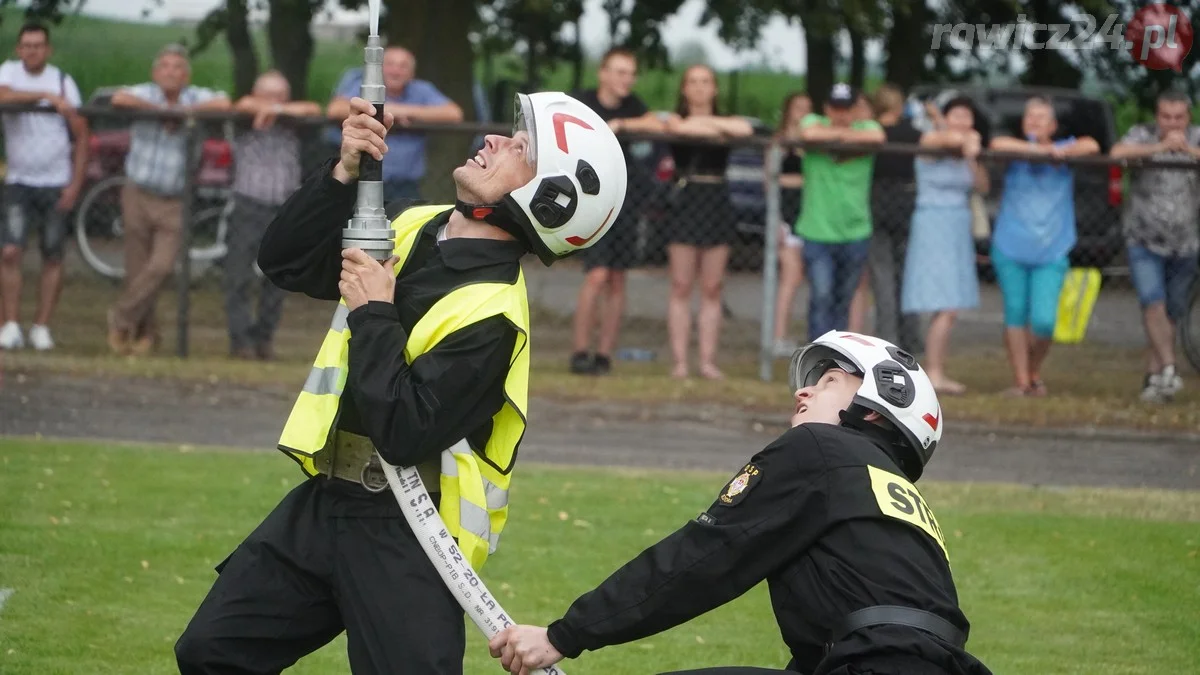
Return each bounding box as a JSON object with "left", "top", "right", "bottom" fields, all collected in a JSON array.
[
  {"left": 28, "top": 324, "right": 54, "bottom": 351},
  {"left": 1139, "top": 372, "right": 1172, "bottom": 403},
  {"left": 569, "top": 351, "right": 595, "bottom": 374},
  {"left": 0, "top": 321, "right": 23, "bottom": 350},
  {"left": 1159, "top": 365, "right": 1184, "bottom": 400},
  {"left": 592, "top": 354, "right": 612, "bottom": 375},
  {"left": 772, "top": 338, "right": 799, "bottom": 359}
]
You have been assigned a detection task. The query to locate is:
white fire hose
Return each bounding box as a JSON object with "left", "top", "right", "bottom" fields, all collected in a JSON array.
[{"left": 377, "top": 453, "right": 565, "bottom": 675}]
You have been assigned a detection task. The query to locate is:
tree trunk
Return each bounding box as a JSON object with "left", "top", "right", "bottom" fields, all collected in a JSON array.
[
  {"left": 1023, "top": 0, "right": 1081, "bottom": 87},
  {"left": 727, "top": 69, "right": 740, "bottom": 115},
  {"left": 267, "top": 0, "right": 315, "bottom": 101},
  {"left": 225, "top": 0, "right": 260, "bottom": 99},
  {"left": 384, "top": 0, "right": 431, "bottom": 59},
  {"left": 848, "top": 26, "right": 866, "bottom": 90},
  {"left": 603, "top": 0, "right": 624, "bottom": 44},
  {"left": 524, "top": 27, "right": 541, "bottom": 91},
  {"left": 805, "top": 30, "right": 836, "bottom": 111},
  {"left": 885, "top": 0, "right": 928, "bottom": 91},
  {"left": 570, "top": 15, "right": 585, "bottom": 92},
  {"left": 386, "top": 0, "right": 479, "bottom": 201}
]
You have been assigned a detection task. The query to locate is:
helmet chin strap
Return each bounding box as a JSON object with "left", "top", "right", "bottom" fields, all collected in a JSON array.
[
  {"left": 839, "top": 406, "right": 921, "bottom": 481},
  {"left": 453, "top": 199, "right": 531, "bottom": 248}
]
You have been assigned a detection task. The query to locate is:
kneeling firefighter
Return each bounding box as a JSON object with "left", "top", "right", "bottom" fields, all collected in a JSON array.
[
  {"left": 174, "top": 91, "right": 627, "bottom": 674},
  {"left": 491, "top": 330, "right": 995, "bottom": 675}
]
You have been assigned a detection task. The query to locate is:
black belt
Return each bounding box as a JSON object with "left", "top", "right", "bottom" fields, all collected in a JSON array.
[{"left": 829, "top": 605, "right": 968, "bottom": 650}]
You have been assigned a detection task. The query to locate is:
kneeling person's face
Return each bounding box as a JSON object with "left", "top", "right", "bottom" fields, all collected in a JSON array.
[{"left": 791, "top": 368, "right": 862, "bottom": 428}]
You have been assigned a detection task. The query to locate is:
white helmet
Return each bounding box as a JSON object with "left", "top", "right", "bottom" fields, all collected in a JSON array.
[
  {"left": 457, "top": 92, "right": 628, "bottom": 266},
  {"left": 788, "top": 330, "right": 943, "bottom": 480}
]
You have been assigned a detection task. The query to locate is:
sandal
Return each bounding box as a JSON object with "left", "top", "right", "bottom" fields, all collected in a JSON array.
[
  {"left": 933, "top": 379, "right": 968, "bottom": 396},
  {"left": 1001, "top": 386, "right": 1032, "bottom": 397},
  {"left": 1030, "top": 379, "right": 1048, "bottom": 397}
]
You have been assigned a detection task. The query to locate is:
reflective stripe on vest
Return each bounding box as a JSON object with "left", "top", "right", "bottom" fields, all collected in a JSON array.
[{"left": 276, "top": 204, "right": 530, "bottom": 569}]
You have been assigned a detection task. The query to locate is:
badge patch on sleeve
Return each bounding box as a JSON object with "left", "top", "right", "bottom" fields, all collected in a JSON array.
[{"left": 718, "top": 463, "right": 761, "bottom": 506}]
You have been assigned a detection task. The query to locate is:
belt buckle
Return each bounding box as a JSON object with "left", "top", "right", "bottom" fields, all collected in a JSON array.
[{"left": 360, "top": 454, "right": 390, "bottom": 493}]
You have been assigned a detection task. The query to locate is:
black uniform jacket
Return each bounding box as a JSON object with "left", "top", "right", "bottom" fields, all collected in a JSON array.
[
  {"left": 546, "top": 422, "right": 994, "bottom": 675},
  {"left": 257, "top": 158, "right": 523, "bottom": 469}
]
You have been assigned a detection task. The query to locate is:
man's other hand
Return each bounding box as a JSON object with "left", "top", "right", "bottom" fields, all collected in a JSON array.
[
  {"left": 339, "top": 248, "right": 398, "bottom": 310},
  {"left": 333, "top": 97, "right": 396, "bottom": 183},
  {"left": 488, "top": 625, "right": 563, "bottom": 675}
]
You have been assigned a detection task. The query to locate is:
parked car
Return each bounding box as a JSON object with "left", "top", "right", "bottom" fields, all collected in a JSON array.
[
  {"left": 629, "top": 116, "right": 773, "bottom": 269},
  {"left": 83, "top": 86, "right": 234, "bottom": 192},
  {"left": 906, "top": 85, "right": 1125, "bottom": 271},
  {"left": 677, "top": 86, "right": 1124, "bottom": 273}
]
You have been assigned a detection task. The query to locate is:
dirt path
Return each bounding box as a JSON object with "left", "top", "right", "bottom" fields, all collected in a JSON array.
[{"left": 2, "top": 370, "right": 1197, "bottom": 491}]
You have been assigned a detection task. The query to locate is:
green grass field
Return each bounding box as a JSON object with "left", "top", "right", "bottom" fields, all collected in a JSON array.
[{"left": 1, "top": 438, "right": 1198, "bottom": 674}]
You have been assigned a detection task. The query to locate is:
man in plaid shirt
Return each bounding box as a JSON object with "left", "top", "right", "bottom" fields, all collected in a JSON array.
[
  {"left": 223, "top": 71, "right": 321, "bottom": 360},
  {"left": 107, "top": 44, "right": 230, "bottom": 355},
  {"left": 1111, "top": 90, "right": 1200, "bottom": 403}
]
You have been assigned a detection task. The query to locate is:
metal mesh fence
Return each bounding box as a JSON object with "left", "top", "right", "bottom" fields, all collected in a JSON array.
[{"left": 2, "top": 104, "right": 1199, "bottom": 384}]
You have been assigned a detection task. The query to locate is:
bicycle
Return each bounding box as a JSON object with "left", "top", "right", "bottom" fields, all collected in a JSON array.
[
  {"left": 74, "top": 174, "right": 233, "bottom": 281},
  {"left": 1182, "top": 271, "right": 1200, "bottom": 374}
]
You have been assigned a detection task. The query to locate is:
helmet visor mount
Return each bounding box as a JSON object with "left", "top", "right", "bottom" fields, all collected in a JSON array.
[
  {"left": 787, "top": 345, "right": 863, "bottom": 392},
  {"left": 513, "top": 94, "right": 538, "bottom": 171}
]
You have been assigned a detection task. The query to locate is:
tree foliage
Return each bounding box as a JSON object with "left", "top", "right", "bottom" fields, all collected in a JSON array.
[{"left": 10, "top": 0, "right": 1200, "bottom": 121}]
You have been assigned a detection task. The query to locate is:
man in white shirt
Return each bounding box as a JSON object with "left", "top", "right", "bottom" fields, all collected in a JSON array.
[{"left": 0, "top": 22, "right": 88, "bottom": 351}]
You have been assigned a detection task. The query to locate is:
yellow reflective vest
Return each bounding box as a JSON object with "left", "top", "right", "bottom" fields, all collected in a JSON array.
[{"left": 277, "top": 204, "right": 530, "bottom": 569}]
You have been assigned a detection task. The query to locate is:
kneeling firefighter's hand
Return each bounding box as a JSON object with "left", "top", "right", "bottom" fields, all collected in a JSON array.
[
  {"left": 489, "top": 625, "right": 563, "bottom": 675},
  {"left": 339, "top": 248, "right": 399, "bottom": 310}
]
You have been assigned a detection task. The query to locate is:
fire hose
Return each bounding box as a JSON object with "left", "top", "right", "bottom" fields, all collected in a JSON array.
[
  {"left": 377, "top": 450, "right": 564, "bottom": 675},
  {"left": 349, "top": 0, "right": 562, "bottom": 669}
]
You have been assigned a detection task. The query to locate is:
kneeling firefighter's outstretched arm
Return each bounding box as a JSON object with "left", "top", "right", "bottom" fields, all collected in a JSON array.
[{"left": 546, "top": 429, "right": 832, "bottom": 658}]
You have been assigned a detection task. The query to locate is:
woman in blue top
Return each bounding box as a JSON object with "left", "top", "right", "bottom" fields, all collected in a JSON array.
[
  {"left": 902, "top": 96, "right": 990, "bottom": 395},
  {"left": 988, "top": 97, "right": 1099, "bottom": 396}
]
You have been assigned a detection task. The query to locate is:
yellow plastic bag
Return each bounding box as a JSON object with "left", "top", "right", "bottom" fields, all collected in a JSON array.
[{"left": 1054, "top": 267, "right": 1102, "bottom": 344}]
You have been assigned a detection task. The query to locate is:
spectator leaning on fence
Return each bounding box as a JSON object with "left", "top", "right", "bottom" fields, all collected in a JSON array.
[
  {"left": 106, "top": 44, "right": 231, "bottom": 356},
  {"left": 988, "top": 97, "right": 1099, "bottom": 397},
  {"left": 327, "top": 45, "right": 463, "bottom": 204},
  {"left": 770, "top": 91, "right": 810, "bottom": 357},
  {"left": 0, "top": 22, "right": 88, "bottom": 352},
  {"left": 1109, "top": 91, "right": 1199, "bottom": 403},
  {"left": 662, "top": 64, "right": 753, "bottom": 380},
  {"left": 902, "top": 96, "right": 990, "bottom": 395},
  {"left": 867, "top": 84, "right": 922, "bottom": 353},
  {"left": 222, "top": 70, "right": 322, "bottom": 361},
  {"left": 567, "top": 47, "right": 665, "bottom": 375},
  {"left": 796, "top": 83, "right": 885, "bottom": 342}
]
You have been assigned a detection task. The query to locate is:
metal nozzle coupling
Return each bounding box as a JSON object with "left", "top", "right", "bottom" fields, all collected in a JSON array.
[
  {"left": 343, "top": 34, "right": 393, "bottom": 261},
  {"left": 343, "top": 180, "right": 393, "bottom": 261},
  {"left": 361, "top": 35, "right": 385, "bottom": 106}
]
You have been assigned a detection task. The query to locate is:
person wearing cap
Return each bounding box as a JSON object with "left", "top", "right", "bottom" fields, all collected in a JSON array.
[
  {"left": 174, "top": 91, "right": 628, "bottom": 674},
  {"left": 795, "top": 83, "right": 885, "bottom": 342},
  {"left": 489, "top": 330, "right": 993, "bottom": 675}
]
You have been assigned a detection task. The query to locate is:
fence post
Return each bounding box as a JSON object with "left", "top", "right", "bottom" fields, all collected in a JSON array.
[
  {"left": 176, "top": 118, "right": 201, "bottom": 359},
  {"left": 759, "top": 142, "right": 783, "bottom": 382}
]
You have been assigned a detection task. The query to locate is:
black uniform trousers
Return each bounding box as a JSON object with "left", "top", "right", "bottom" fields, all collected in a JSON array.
[{"left": 175, "top": 476, "right": 464, "bottom": 674}]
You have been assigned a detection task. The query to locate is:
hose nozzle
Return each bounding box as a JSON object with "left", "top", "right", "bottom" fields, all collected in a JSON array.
[{"left": 343, "top": 33, "right": 393, "bottom": 261}]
